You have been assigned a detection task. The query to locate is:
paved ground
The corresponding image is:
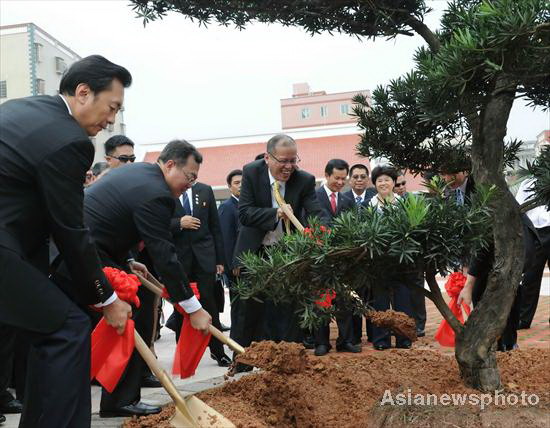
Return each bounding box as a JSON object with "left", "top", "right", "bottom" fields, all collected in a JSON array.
[{"left": 3, "top": 272, "right": 548, "bottom": 427}]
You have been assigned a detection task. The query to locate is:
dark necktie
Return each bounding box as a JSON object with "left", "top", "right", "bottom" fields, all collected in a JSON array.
[
  {"left": 182, "top": 192, "right": 192, "bottom": 215},
  {"left": 355, "top": 195, "right": 362, "bottom": 205}
]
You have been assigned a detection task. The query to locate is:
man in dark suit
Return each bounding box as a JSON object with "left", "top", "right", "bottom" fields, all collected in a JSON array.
[
  {"left": 395, "top": 171, "right": 427, "bottom": 337},
  {"left": 344, "top": 163, "right": 377, "bottom": 206},
  {"left": 313, "top": 159, "right": 358, "bottom": 356},
  {"left": 0, "top": 55, "right": 133, "bottom": 428},
  {"left": 441, "top": 169, "right": 476, "bottom": 205},
  {"left": 218, "top": 170, "right": 242, "bottom": 335},
  {"left": 343, "top": 163, "right": 377, "bottom": 344},
  {"left": 76, "top": 140, "right": 212, "bottom": 418},
  {"left": 167, "top": 181, "right": 229, "bottom": 366},
  {"left": 232, "top": 134, "right": 326, "bottom": 352}
]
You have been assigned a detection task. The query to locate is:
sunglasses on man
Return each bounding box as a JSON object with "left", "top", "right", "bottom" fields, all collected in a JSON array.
[
  {"left": 395, "top": 181, "right": 407, "bottom": 187},
  {"left": 110, "top": 154, "right": 136, "bottom": 163}
]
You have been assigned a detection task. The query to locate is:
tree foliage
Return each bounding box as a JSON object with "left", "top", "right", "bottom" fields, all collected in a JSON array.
[
  {"left": 353, "top": 0, "right": 549, "bottom": 172},
  {"left": 235, "top": 184, "right": 495, "bottom": 330}
]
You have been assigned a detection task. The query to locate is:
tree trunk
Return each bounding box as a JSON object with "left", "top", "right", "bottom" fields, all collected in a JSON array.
[{"left": 454, "top": 76, "right": 524, "bottom": 391}]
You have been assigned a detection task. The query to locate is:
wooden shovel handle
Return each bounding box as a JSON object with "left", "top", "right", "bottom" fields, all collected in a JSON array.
[
  {"left": 279, "top": 203, "right": 305, "bottom": 233},
  {"left": 134, "top": 272, "right": 245, "bottom": 355},
  {"left": 133, "top": 330, "right": 198, "bottom": 426}
]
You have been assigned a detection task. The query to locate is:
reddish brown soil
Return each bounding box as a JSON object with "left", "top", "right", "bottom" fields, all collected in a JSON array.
[
  {"left": 367, "top": 310, "right": 418, "bottom": 341},
  {"left": 235, "top": 341, "right": 308, "bottom": 374},
  {"left": 124, "top": 347, "right": 549, "bottom": 428}
]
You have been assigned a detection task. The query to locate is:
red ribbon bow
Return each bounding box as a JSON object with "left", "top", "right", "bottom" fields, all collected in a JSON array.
[
  {"left": 315, "top": 290, "right": 336, "bottom": 308},
  {"left": 434, "top": 272, "right": 471, "bottom": 347},
  {"left": 165, "top": 283, "right": 212, "bottom": 379},
  {"left": 90, "top": 267, "right": 141, "bottom": 392}
]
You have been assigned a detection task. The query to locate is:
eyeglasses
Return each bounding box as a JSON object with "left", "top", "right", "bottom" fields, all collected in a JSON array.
[
  {"left": 110, "top": 154, "right": 136, "bottom": 163},
  {"left": 268, "top": 152, "right": 301, "bottom": 165},
  {"left": 182, "top": 170, "right": 197, "bottom": 183},
  {"left": 351, "top": 174, "right": 368, "bottom": 179},
  {"left": 395, "top": 181, "right": 407, "bottom": 187}
]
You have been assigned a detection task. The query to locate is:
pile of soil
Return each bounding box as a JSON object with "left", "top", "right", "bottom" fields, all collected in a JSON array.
[
  {"left": 234, "top": 341, "right": 308, "bottom": 374},
  {"left": 124, "top": 348, "right": 549, "bottom": 428},
  {"left": 367, "top": 310, "right": 418, "bottom": 341}
]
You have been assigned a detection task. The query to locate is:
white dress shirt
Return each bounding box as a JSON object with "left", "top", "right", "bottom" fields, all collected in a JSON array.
[
  {"left": 516, "top": 178, "right": 550, "bottom": 229},
  {"left": 323, "top": 184, "right": 339, "bottom": 210},
  {"left": 351, "top": 190, "right": 367, "bottom": 204},
  {"left": 262, "top": 169, "right": 286, "bottom": 246}
]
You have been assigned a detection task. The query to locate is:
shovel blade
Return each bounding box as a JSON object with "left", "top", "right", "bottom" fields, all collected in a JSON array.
[{"left": 169, "top": 395, "right": 235, "bottom": 427}]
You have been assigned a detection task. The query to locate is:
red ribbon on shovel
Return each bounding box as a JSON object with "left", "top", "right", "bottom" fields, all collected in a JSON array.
[
  {"left": 163, "top": 284, "right": 212, "bottom": 379},
  {"left": 434, "top": 272, "right": 471, "bottom": 347},
  {"left": 90, "top": 267, "right": 140, "bottom": 392}
]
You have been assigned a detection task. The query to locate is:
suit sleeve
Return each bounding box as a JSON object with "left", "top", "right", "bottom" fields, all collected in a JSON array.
[
  {"left": 133, "top": 196, "right": 195, "bottom": 302},
  {"left": 207, "top": 187, "right": 225, "bottom": 265},
  {"left": 238, "top": 166, "right": 278, "bottom": 231},
  {"left": 303, "top": 175, "right": 330, "bottom": 225},
  {"left": 37, "top": 140, "right": 113, "bottom": 304},
  {"left": 218, "top": 202, "right": 236, "bottom": 270}
]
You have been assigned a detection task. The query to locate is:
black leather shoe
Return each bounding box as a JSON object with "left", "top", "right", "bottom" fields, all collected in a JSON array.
[
  {"left": 211, "top": 353, "right": 232, "bottom": 367},
  {"left": 517, "top": 321, "right": 530, "bottom": 330},
  {"left": 314, "top": 344, "right": 330, "bottom": 356},
  {"left": 234, "top": 362, "right": 253, "bottom": 373},
  {"left": 336, "top": 342, "right": 361, "bottom": 353},
  {"left": 416, "top": 330, "right": 426, "bottom": 337},
  {"left": 374, "top": 344, "right": 390, "bottom": 351},
  {"left": 220, "top": 323, "right": 231, "bottom": 332},
  {"left": 303, "top": 336, "right": 315, "bottom": 350},
  {"left": 100, "top": 401, "right": 161, "bottom": 418},
  {"left": 0, "top": 399, "right": 22, "bottom": 414},
  {"left": 0, "top": 413, "right": 5, "bottom": 424},
  {"left": 141, "top": 374, "right": 162, "bottom": 388},
  {"left": 396, "top": 343, "right": 412, "bottom": 349}
]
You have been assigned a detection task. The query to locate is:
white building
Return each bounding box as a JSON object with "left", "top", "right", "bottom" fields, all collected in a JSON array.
[{"left": 0, "top": 22, "right": 126, "bottom": 163}]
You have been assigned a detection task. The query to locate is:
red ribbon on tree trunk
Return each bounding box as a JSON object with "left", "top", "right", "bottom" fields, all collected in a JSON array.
[
  {"left": 90, "top": 267, "right": 141, "bottom": 392},
  {"left": 163, "top": 283, "right": 212, "bottom": 379},
  {"left": 434, "top": 272, "right": 471, "bottom": 347}
]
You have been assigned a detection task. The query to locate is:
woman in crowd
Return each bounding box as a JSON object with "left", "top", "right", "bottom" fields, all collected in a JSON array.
[{"left": 368, "top": 165, "right": 414, "bottom": 350}]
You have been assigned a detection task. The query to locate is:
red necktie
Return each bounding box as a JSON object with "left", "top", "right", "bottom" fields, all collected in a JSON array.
[{"left": 330, "top": 192, "right": 337, "bottom": 214}]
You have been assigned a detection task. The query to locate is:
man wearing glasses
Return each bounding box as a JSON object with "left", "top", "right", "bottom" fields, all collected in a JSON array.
[
  {"left": 394, "top": 173, "right": 408, "bottom": 197},
  {"left": 344, "top": 164, "right": 377, "bottom": 206},
  {"left": 104, "top": 135, "right": 136, "bottom": 168},
  {"left": 232, "top": 134, "right": 326, "bottom": 367},
  {"left": 56, "top": 140, "right": 212, "bottom": 418}
]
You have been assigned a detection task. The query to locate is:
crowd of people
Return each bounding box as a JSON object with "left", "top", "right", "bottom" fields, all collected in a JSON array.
[{"left": 0, "top": 55, "right": 548, "bottom": 427}]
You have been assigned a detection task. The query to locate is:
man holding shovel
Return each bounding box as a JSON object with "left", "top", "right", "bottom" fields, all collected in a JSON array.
[
  {"left": 74, "top": 139, "right": 212, "bottom": 418},
  {"left": 0, "top": 55, "right": 133, "bottom": 428}
]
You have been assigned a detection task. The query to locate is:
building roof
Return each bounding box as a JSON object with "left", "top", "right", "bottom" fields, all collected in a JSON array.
[{"left": 143, "top": 133, "right": 426, "bottom": 192}]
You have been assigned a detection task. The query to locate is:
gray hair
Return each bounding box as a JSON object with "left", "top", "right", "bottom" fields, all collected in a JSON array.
[{"left": 266, "top": 134, "right": 296, "bottom": 154}]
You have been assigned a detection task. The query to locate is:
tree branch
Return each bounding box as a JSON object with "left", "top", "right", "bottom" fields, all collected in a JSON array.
[
  {"left": 406, "top": 15, "right": 440, "bottom": 52},
  {"left": 425, "top": 269, "right": 464, "bottom": 333}
]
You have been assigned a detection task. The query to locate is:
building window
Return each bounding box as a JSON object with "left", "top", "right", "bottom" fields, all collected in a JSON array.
[
  {"left": 301, "top": 107, "right": 310, "bottom": 119},
  {"left": 320, "top": 106, "right": 328, "bottom": 117},
  {"left": 36, "top": 79, "right": 45, "bottom": 95},
  {"left": 55, "top": 57, "right": 67, "bottom": 74},
  {"left": 340, "top": 104, "right": 349, "bottom": 115},
  {"left": 0, "top": 81, "right": 7, "bottom": 98},
  {"left": 34, "top": 43, "right": 43, "bottom": 62}
]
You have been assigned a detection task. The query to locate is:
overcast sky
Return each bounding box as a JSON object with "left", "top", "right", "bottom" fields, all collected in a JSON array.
[{"left": 2, "top": 0, "right": 548, "bottom": 147}]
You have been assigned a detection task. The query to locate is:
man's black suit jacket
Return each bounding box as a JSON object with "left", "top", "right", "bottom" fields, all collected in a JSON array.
[
  {"left": 316, "top": 187, "right": 355, "bottom": 222},
  {"left": 234, "top": 160, "right": 326, "bottom": 265},
  {"left": 218, "top": 196, "right": 239, "bottom": 272},
  {"left": 343, "top": 188, "right": 377, "bottom": 208},
  {"left": 170, "top": 182, "right": 224, "bottom": 274},
  {"left": 0, "top": 95, "right": 110, "bottom": 333},
  {"left": 84, "top": 162, "right": 195, "bottom": 303}
]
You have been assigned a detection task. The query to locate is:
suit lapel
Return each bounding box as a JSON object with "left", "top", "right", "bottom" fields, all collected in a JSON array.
[
  {"left": 259, "top": 163, "right": 271, "bottom": 208},
  {"left": 317, "top": 188, "right": 331, "bottom": 214}
]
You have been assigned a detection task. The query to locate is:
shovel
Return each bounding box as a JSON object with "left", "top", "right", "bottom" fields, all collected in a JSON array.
[{"left": 131, "top": 273, "right": 237, "bottom": 427}]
